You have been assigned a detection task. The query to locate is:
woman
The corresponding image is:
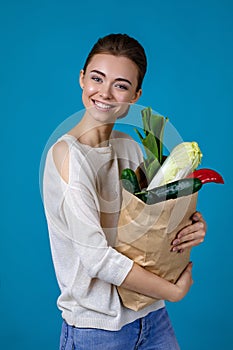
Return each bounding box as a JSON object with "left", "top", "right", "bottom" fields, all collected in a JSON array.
[{"left": 43, "top": 33, "right": 206, "bottom": 349}]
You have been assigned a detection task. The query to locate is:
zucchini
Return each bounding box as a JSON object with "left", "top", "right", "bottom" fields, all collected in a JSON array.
[{"left": 135, "top": 178, "right": 202, "bottom": 204}]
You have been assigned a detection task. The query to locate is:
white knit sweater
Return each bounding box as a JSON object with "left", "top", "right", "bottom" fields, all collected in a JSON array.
[{"left": 42, "top": 130, "right": 164, "bottom": 331}]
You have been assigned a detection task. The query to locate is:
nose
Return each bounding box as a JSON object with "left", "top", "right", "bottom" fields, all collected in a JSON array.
[{"left": 99, "top": 84, "right": 112, "bottom": 99}]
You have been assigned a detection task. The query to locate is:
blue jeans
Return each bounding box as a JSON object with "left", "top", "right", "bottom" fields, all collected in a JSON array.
[{"left": 59, "top": 307, "right": 180, "bottom": 349}]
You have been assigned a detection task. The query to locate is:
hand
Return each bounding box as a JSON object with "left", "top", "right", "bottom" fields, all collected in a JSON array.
[
  {"left": 169, "top": 262, "right": 193, "bottom": 302},
  {"left": 171, "top": 211, "right": 207, "bottom": 252}
]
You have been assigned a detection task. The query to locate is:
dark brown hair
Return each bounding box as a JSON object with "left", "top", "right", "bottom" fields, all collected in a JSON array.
[{"left": 83, "top": 33, "right": 147, "bottom": 92}]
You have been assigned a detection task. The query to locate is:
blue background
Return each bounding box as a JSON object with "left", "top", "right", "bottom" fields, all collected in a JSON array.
[{"left": 1, "top": 0, "right": 232, "bottom": 349}]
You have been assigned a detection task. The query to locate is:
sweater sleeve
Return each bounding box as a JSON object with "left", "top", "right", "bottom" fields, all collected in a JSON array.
[{"left": 61, "top": 183, "right": 134, "bottom": 286}]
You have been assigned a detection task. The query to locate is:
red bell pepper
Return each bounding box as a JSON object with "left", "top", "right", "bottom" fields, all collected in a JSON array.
[{"left": 187, "top": 168, "right": 224, "bottom": 184}]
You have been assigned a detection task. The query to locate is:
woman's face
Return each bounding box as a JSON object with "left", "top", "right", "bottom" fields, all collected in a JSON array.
[{"left": 79, "top": 54, "right": 142, "bottom": 121}]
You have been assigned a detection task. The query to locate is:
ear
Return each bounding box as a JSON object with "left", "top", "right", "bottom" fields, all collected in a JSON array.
[
  {"left": 130, "top": 89, "right": 142, "bottom": 104},
  {"left": 79, "top": 69, "right": 85, "bottom": 89}
]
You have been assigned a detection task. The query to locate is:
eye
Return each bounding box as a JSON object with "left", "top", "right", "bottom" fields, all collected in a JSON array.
[
  {"left": 115, "top": 83, "right": 128, "bottom": 91},
  {"left": 91, "top": 75, "right": 103, "bottom": 83}
]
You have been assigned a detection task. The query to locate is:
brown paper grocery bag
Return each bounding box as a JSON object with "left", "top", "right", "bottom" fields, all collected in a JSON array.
[{"left": 115, "top": 188, "right": 198, "bottom": 311}]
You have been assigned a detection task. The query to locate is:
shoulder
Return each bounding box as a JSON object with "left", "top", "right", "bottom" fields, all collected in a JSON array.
[
  {"left": 111, "top": 130, "right": 141, "bottom": 152},
  {"left": 110, "top": 130, "right": 143, "bottom": 165},
  {"left": 111, "top": 130, "right": 134, "bottom": 141},
  {"left": 110, "top": 130, "right": 137, "bottom": 149},
  {"left": 52, "top": 140, "right": 70, "bottom": 183}
]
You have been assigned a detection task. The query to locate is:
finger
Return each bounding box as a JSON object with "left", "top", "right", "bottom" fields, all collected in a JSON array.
[
  {"left": 172, "top": 226, "right": 205, "bottom": 249},
  {"left": 172, "top": 228, "right": 205, "bottom": 247},
  {"left": 192, "top": 212, "right": 207, "bottom": 231},
  {"left": 171, "top": 216, "right": 206, "bottom": 251},
  {"left": 172, "top": 237, "right": 204, "bottom": 251},
  {"left": 186, "top": 261, "right": 193, "bottom": 271},
  {"left": 179, "top": 262, "right": 193, "bottom": 278},
  {"left": 192, "top": 211, "right": 202, "bottom": 221},
  {"left": 176, "top": 221, "right": 205, "bottom": 240}
]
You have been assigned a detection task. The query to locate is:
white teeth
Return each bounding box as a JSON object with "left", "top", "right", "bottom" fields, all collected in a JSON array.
[{"left": 94, "top": 101, "right": 112, "bottom": 109}]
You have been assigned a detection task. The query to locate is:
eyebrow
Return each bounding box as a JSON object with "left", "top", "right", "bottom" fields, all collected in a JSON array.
[{"left": 90, "top": 70, "right": 132, "bottom": 86}]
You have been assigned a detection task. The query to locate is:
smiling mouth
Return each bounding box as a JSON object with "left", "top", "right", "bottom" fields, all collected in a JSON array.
[{"left": 93, "top": 100, "right": 116, "bottom": 110}]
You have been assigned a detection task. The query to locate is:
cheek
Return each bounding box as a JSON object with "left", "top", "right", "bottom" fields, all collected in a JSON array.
[
  {"left": 82, "top": 85, "right": 97, "bottom": 107},
  {"left": 84, "top": 83, "right": 97, "bottom": 95},
  {"left": 115, "top": 91, "right": 135, "bottom": 103}
]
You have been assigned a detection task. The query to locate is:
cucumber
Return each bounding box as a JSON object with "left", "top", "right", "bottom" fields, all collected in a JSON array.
[
  {"left": 136, "top": 178, "right": 202, "bottom": 204},
  {"left": 120, "top": 168, "right": 141, "bottom": 194}
]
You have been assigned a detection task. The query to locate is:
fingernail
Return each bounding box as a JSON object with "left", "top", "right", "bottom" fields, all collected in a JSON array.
[{"left": 173, "top": 239, "right": 180, "bottom": 245}]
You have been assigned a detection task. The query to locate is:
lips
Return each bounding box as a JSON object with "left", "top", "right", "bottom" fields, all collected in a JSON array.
[{"left": 93, "top": 100, "right": 115, "bottom": 110}]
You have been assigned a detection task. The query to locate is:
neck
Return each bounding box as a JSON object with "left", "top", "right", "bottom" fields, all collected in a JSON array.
[
  {"left": 79, "top": 124, "right": 114, "bottom": 147},
  {"left": 68, "top": 113, "right": 115, "bottom": 148}
]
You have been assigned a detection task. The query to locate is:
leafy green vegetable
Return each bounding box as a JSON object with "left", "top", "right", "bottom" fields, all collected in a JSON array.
[
  {"left": 147, "top": 141, "right": 203, "bottom": 190},
  {"left": 135, "top": 107, "right": 168, "bottom": 182}
]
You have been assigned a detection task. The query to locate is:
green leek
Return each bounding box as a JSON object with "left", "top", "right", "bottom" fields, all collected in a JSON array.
[{"left": 135, "top": 107, "right": 168, "bottom": 182}]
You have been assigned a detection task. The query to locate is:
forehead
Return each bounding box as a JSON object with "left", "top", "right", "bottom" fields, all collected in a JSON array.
[{"left": 86, "top": 54, "right": 139, "bottom": 81}]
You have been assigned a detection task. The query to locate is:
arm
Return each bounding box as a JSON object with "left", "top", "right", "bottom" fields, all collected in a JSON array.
[
  {"left": 121, "top": 261, "right": 193, "bottom": 302},
  {"left": 171, "top": 211, "right": 207, "bottom": 252}
]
